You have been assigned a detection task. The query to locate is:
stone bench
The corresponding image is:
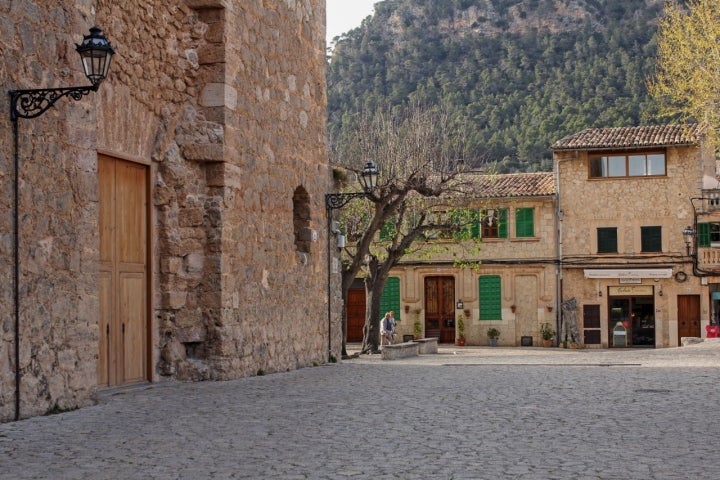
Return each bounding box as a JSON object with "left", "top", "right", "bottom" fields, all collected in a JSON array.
[
  {"left": 381, "top": 341, "right": 419, "bottom": 360},
  {"left": 413, "top": 337, "right": 438, "bottom": 354}
]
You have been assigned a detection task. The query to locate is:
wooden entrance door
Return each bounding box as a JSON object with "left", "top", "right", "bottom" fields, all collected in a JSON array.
[
  {"left": 677, "top": 294, "right": 701, "bottom": 343},
  {"left": 346, "top": 287, "right": 366, "bottom": 342},
  {"left": 98, "top": 155, "right": 149, "bottom": 387},
  {"left": 425, "top": 276, "right": 455, "bottom": 343}
]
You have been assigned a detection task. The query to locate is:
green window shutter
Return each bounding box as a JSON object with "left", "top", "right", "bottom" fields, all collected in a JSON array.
[
  {"left": 641, "top": 226, "right": 662, "bottom": 252},
  {"left": 479, "top": 275, "right": 501, "bottom": 320},
  {"left": 516, "top": 208, "right": 534, "bottom": 238},
  {"left": 449, "top": 209, "right": 480, "bottom": 240},
  {"left": 597, "top": 227, "right": 618, "bottom": 253},
  {"left": 379, "top": 220, "right": 394, "bottom": 241},
  {"left": 498, "top": 208, "right": 508, "bottom": 238},
  {"left": 698, "top": 223, "right": 710, "bottom": 248},
  {"left": 380, "top": 277, "right": 401, "bottom": 321},
  {"left": 470, "top": 209, "right": 481, "bottom": 239}
]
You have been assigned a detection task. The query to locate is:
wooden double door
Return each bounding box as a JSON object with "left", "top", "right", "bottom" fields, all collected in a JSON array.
[
  {"left": 425, "top": 276, "right": 456, "bottom": 343},
  {"left": 346, "top": 287, "right": 366, "bottom": 343},
  {"left": 677, "top": 294, "right": 700, "bottom": 344},
  {"left": 98, "top": 155, "right": 149, "bottom": 387}
]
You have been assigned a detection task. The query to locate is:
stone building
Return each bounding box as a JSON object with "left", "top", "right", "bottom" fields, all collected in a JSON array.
[
  {"left": 350, "top": 172, "right": 559, "bottom": 347},
  {"left": 1, "top": 0, "right": 334, "bottom": 422},
  {"left": 356, "top": 124, "right": 717, "bottom": 349},
  {"left": 552, "top": 124, "right": 716, "bottom": 348}
]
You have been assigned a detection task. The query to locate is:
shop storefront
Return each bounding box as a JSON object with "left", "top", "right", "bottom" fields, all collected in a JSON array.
[
  {"left": 585, "top": 269, "right": 671, "bottom": 348},
  {"left": 608, "top": 285, "right": 655, "bottom": 347}
]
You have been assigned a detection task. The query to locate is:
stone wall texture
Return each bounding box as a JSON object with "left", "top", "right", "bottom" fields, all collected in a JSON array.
[{"left": 0, "top": 0, "right": 332, "bottom": 422}]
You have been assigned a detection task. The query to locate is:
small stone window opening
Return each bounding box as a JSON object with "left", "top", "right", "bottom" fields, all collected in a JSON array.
[{"left": 293, "top": 186, "right": 312, "bottom": 254}]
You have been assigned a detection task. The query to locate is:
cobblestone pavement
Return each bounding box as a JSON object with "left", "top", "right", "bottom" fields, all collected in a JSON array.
[{"left": 2, "top": 342, "right": 720, "bottom": 479}]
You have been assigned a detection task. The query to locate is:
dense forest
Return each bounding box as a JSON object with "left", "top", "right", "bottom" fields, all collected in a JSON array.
[{"left": 327, "top": 0, "right": 669, "bottom": 172}]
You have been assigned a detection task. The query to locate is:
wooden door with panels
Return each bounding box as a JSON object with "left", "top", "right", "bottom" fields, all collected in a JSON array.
[
  {"left": 98, "top": 154, "right": 149, "bottom": 387},
  {"left": 677, "top": 294, "right": 700, "bottom": 344},
  {"left": 346, "top": 287, "right": 366, "bottom": 342},
  {"left": 425, "top": 276, "right": 456, "bottom": 343}
]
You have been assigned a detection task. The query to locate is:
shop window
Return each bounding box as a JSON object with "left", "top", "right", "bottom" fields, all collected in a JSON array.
[{"left": 583, "top": 304, "right": 601, "bottom": 345}]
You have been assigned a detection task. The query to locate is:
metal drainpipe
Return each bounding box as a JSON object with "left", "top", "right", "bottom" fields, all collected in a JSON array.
[
  {"left": 11, "top": 114, "right": 20, "bottom": 421},
  {"left": 326, "top": 207, "right": 333, "bottom": 362},
  {"left": 554, "top": 153, "right": 577, "bottom": 344}
]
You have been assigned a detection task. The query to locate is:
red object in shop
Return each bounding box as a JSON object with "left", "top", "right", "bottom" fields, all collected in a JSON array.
[{"left": 706, "top": 325, "right": 720, "bottom": 338}]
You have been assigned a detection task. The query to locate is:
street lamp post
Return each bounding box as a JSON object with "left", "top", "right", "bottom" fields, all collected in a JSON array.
[
  {"left": 8, "top": 27, "right": 115, "bottom": 421},
  {"left": 683, "top": 225, "right": 695, "bottom": 257},
  {"left": 325, "top": 161, "right": 378, "bottom": 361}
]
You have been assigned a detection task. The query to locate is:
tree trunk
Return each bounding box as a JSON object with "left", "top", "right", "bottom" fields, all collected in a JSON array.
[
  {"left": 360, "top": 256, "right": 390, "bottom": 353},
  {"left": 341, "top": 307, "right": 348, "bottom": 357},
  {"left": 361, "top": 284, "right": 381, "bottom": 353}
]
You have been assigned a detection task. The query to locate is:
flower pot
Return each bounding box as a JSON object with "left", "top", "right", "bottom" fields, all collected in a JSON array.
[
  {"left": 488, "top": 339, "right": 498, "bottom": 347},
  {"left": 510, "top": 306, "right": 516, "bottom": 313},
  {"left": 541, "top": 339, "right": 553, "bottom": 347},
  {"left": 457, "top": 338, "right": 466, "bottom": 346}
]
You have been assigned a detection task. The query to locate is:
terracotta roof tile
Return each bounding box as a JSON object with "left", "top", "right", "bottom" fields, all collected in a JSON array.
[
  {"left": 470, "top": 172, "right": 555, "bottom": 198},
  {"left": 551, "top": 124, "right": 706, "bottom": 151}
]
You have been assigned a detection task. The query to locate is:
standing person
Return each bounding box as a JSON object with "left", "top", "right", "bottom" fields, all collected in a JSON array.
[{"left": 380, "top": 311, "right": 396, "bottom": 346}]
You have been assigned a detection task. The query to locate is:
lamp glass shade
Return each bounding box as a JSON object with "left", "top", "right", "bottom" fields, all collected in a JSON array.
[
  {"left": 683, "top": 226, "right": 695, "bottom": 244},
  {"left": 359, "top": 161, "right": 378, "bottom": 192},
  {"left": 76, "top": 27, "right": 115, "bottom": 86}
]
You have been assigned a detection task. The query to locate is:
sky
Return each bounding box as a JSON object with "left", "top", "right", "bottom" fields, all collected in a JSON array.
[{"left": 326, "top": 0, "right": 377, "bottom": 45}]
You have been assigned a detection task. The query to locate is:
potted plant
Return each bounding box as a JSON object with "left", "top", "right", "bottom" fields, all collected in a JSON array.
[
  {"left": 456, "top": 315, "right": 466, "bottom": 346},
  {"left": 540, "top": 322, "right": 555, "bottom": 347},
  {"left": 487, "top": 327, "right": 500, "bottom": 346},
  {"left": 413, "top": 309, "right": 423, "bottom": 339},
  {"left": 510, "top": 305, "right": 516, "bottom": 313}
]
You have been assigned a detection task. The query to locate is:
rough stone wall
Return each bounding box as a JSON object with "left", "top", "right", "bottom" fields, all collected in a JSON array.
[
  {"left": 558, "top": 146, "right": 701, "bottom": 257},
  {"left": 95, "top": 0, "right": 331, "bottom": 380},
  {"left": 1, "top": 0, "right": 330, "bottom": 422},
  {"left": 0, "top": 3, "right": 102, "bottom": 420},
  {"left": 207, "top": 0, "right": 331, "bottom": 377}
]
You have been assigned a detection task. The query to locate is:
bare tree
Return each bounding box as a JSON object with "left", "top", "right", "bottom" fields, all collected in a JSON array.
[{"left": 329, "top": 103, "right": 480, "bottom": 354}]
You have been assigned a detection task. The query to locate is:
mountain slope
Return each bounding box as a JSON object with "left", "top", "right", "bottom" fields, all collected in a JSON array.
[{"left": 327, "top": 0, "right": 667, "bottom": 172}]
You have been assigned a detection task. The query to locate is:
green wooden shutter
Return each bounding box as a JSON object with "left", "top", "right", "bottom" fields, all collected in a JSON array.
[
  {"left": 498, "top": 208, "right": 508, "bottom": 238},
  {"left": 470, "top": 209, "right": 481, "bottom": 239},
  {"left": 641, "top": 226, "right": 662, "bottom": 252},
  {"left": 698, "top": 223, "right": 710, "bottom": 248},
  {"left": 479, "top": 275, "right": 501, "bottom": 320},
  {"left": 380, "top": 277, "right": 401, "bottom": 321},
  {"left": 379, "top": 220, "right": 395, "bottom": 241},
  {"left": 516, "top": 208, "right": 534, "bottom": 238},
  {"left": 597, "top": 227, "right": 618, "bottom": 253}
]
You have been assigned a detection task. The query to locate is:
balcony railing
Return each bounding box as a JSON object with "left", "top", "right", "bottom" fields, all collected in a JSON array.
[{"left": 699, "top": 247, "right": 720, "bottom": 269}]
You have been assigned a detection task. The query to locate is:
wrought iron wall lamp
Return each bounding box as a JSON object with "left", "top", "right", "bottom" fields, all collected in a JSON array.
[
  {"left": 325, "top": 161, "right": 379, "bottom": 360},
  {"left": 8, "top": 27, "right": 115, "bottom": 421}
]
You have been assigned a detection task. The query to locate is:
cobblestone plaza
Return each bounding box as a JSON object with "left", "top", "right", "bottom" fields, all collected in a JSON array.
[{"left": 2, "top": 343, "right": 720, "bottom": 479}]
